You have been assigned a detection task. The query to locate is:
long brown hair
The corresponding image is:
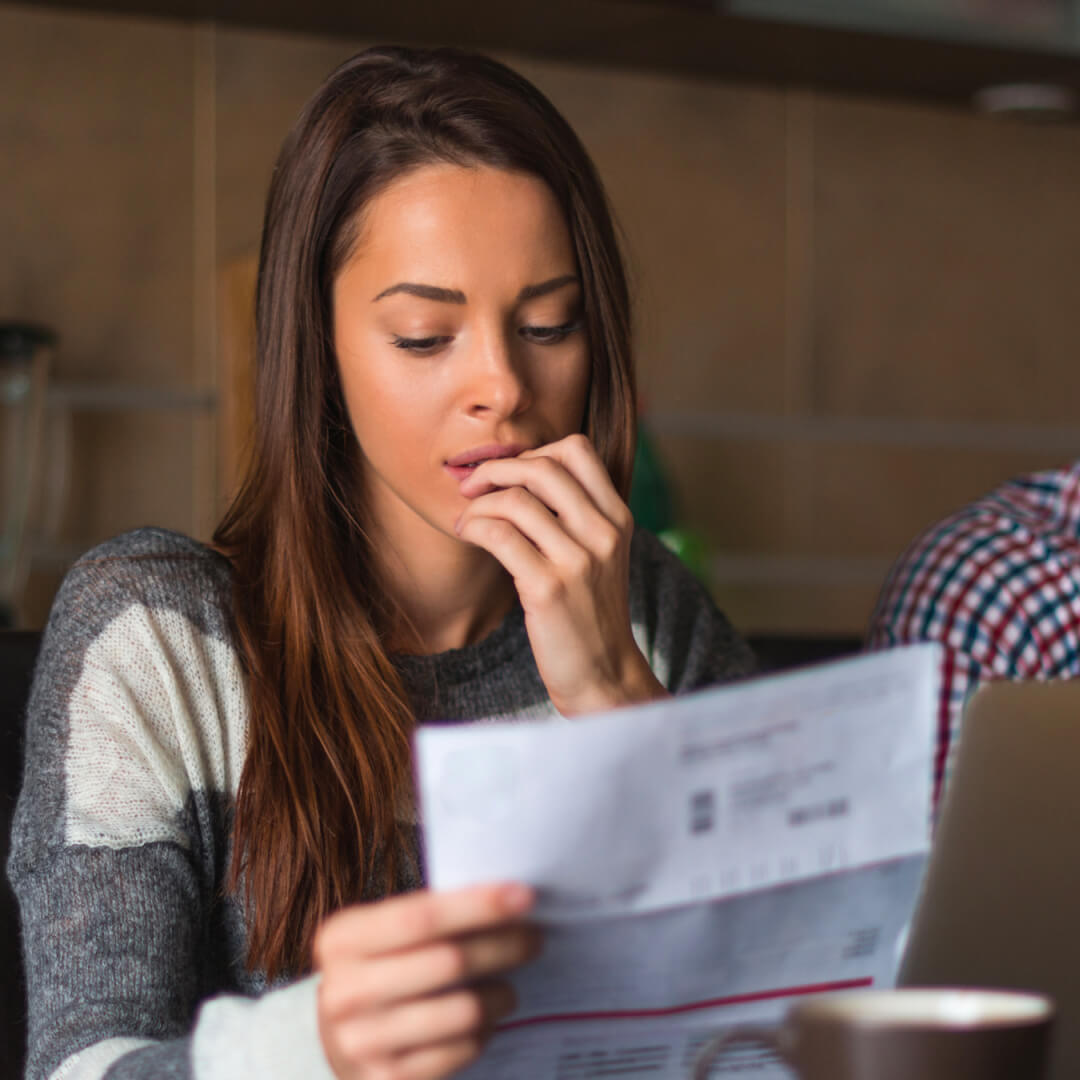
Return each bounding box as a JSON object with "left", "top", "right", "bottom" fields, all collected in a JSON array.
[{"left": 214, "top": 45, "right": 637, "bottom": 979}]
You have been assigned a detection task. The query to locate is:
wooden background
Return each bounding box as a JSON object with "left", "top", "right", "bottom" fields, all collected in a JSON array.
[{"left": 4, "top": 1, "right": 1080, "bottom": 633}]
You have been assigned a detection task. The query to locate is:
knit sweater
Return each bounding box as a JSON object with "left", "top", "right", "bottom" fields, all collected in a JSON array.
[{"left": 8, "top": 526, "right": 754, "bottom": 1080}]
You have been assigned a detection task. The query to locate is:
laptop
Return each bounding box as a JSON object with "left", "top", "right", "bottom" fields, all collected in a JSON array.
[{"left": 899, "top": 680, "right": 1080, "bottom": 1080}]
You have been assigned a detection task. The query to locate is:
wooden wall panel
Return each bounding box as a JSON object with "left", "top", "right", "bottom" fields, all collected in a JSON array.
[
  {"left": 798, "top": 443, "right": 1072, "bottom": 560},
  {"left": 8, "top": 3, "right": 1080, "bottom": 636},
  {"left": 649, "top": 434, "right": 791, "bottom": 552},
  {"left": 217, "top": 255, "right": 257, "bottom": 505},
  {"left": 812, "top": 95, "right": 1080, "bottom": 424},
  {"left": 214, "top": 26, "right": 362, "bottom": 262},
  {"left": 0, "top": 5, "right": 196, "bottom": 383},
  {"left": 66, "top": 412, "right": 198, "bottom": 537},
  {"left": 0, "top": 4, "right": 200, "bottom": 626}
]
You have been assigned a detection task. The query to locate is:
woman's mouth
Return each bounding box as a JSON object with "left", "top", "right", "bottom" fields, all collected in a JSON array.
[{"left": 445, "top": 443, "right": 528, "bottom": 485}]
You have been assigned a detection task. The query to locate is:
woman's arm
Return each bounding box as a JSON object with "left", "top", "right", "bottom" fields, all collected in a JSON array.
[{"left": 8, "top": 540, "right": 333, "bottom": 1080}]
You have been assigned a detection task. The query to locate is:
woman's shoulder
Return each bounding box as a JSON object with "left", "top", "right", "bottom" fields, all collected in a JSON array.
[
  {"left": 627, "top": 525, "right": 755, "bottom": 690},
  {"left": 72, "top": 525, "right": 229, "bottom": 573},
  {"left": 53, "top": 526, "right": 235, "bottom": 642},
  {"left": 15, "top": 529, "right": 249, "bottom": 894},
  {"left": 628, "top": 522, "right": 687, "bottom": 573}
]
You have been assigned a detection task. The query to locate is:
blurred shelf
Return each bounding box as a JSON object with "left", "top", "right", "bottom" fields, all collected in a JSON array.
[
  {"left": 46, "top": 383, "right": 216, "bottom": 411},
  {"left": 25, "top": 0, "right": 1080, "bottom": 112},
  {"left": 647, "top": 410, "right": 1080, "bottom": 455}
]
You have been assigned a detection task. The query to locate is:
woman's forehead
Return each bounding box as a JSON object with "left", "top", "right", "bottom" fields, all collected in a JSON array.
[{"left": 339, "top": 164, "right": 576, "bottom": 297}]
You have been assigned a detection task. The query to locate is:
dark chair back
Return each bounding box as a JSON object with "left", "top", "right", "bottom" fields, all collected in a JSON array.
[
  {"left": 746, "top": 633, "right": 862, "bottom": 674},
  {"left": 1, "top": 631, "right": 41, "bottom": 1080}
]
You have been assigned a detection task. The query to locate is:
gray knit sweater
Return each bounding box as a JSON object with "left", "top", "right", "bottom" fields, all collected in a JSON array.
[{"left": 8, "top": 526, "right": 753, "bottom": 1080}]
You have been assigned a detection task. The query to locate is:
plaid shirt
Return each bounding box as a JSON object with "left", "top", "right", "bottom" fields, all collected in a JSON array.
[{"left": 867, "top": 461, "right": 1080, "bottom": 804}]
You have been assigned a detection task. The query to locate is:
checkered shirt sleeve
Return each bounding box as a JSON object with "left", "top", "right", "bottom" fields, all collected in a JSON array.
[{"left": 866, "top": 466, "right": 1080, "bottom": 805}]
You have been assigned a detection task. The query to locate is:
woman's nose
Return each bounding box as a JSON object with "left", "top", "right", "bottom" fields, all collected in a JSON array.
[{"left": 465, "top": 330, "right": 532, "bottom": 420}]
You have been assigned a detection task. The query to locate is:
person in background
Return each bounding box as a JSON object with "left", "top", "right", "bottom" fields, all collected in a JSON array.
[
  {"left": 7, "top": 46, "right": 753, "bottom": 1080},
  {"left": 866, "top": 461, "right": 1080, "bottom": 804}
]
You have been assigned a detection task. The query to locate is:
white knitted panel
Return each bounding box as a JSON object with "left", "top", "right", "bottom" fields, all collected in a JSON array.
[
  {"left": 50, "top": 1037, "right": 156, "bottom": 1080},
  {"left": 632, "top": 618, "right": 670, "bottom": 690},
  {"left": 191, "top": 974, "right": 336, "bottom": 1080},
  {"left": 64, "top": 605, "right": 249, "bottom": 849}
]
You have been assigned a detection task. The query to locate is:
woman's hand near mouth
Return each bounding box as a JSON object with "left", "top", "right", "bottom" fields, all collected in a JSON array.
[{"left": 455, "top": 433, "right": 669, "bottom": 715}]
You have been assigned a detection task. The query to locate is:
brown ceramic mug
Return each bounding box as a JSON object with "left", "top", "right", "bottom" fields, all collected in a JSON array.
[{"left": 691, "top": 988, "right": 1054, "bottom": 1080}]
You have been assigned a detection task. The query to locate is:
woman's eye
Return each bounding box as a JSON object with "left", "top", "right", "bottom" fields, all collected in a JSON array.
[
  {"left": 520, "top": 320, "right": 583, "bottom": 346},
  {"left": 390, "top": 334, "right": 452, "bottom": 355}
]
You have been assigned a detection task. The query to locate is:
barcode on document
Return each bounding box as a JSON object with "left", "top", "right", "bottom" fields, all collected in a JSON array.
[
  {"left": 787, "top": 797, "right": 849, "bottom": 827},
  {"left": 689, "top": 789, "right": 716, "bottom": 834}
]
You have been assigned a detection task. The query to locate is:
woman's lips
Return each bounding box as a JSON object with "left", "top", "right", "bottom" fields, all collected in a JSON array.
[
  {"left": 445, "top": 443, "right": 528, "bottom": 486},
  {"left": 445, "top": 463, "right": 483, "bottom": 484}
]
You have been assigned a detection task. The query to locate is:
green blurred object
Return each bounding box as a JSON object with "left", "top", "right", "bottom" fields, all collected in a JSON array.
[
  {"left": 658, "top": 527, "right": 712, "bottom": 587},
  {"left": 629, "top": 420, "right": 712, "bottom": 587},
  {"left": 629, "top": 420, "right": 674, "bottom": 534}
]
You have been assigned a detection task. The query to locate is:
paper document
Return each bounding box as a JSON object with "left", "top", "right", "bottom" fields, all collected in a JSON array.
[{"left": 415, "top": 644, "right": 940, "bottom": 1079}]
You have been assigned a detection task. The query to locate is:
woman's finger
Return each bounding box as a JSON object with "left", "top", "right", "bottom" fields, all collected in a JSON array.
[
  {"left": 456, "top": 515, "right": 556, "bottom": 601},
  {"left": 319, "top": 924, "right": 542, "bottom": 1017},
  {"left": 457, "top": 486, "right": 586, "bottom": 566},
  {"left": 460, "top": 454, "right": 625, "bottom": 556},
  {"left": 380, "top": 1034, "right": 490, "bottom": 1080},
  {"left": 314, "top": 882, "right": 534, "bottom": 965},
  {"left": 518, "top": 433, "right": 628, "bottom": 523},
  {"left": 332, "top": 980, "right": 517, "bottom": 1061}
]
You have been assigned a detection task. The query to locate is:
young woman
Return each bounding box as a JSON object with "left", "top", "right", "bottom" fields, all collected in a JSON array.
[{"left": 9, "top": 45, "right": 753, "bottom": 1080}]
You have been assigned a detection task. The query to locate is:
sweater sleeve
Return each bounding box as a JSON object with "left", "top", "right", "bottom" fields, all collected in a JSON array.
[
  {"left": 6, "top": 535, "right": 337, "bottom": 1080},
  {"left": 628, "top": 527, "right": 756, "bottom": 693}
]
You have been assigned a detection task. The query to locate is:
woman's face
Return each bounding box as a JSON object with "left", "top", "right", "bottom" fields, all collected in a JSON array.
[{"left": 333, "top": 163, "right": 591, "bottom": 548}]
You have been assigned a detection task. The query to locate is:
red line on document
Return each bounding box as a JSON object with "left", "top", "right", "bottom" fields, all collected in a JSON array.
[{"left": 498, "top": 976, "right": 874, "bottom": 1032}]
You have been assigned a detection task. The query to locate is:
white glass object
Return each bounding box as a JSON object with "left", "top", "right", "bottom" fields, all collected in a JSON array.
[{"left": 725, "top": 0, "right": 1075, "bottom": 52}]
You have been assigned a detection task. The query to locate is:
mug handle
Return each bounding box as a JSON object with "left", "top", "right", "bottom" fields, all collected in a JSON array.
[{"left": 692, "top": 1024, "right": 791, "bottom": 1079}]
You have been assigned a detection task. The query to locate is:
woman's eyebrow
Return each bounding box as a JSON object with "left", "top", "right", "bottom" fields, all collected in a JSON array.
[
  {"left": 373, "top": 283, "right": 466, "bottom": 304},
  {"left": 517, "top": 274, "right": 580, "bottom": 301},
  {"left": 372, "top": 274, "right": 579, "bottom": 305}
]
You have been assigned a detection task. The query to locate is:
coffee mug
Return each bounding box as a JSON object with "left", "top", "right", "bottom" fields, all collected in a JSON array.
[{"left": 691, "top": 987, "right": 1054, "bottom": 1080}]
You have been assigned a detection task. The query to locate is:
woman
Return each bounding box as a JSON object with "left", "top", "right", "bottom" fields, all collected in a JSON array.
[{"left": 9, "top": 45, "right": 753, "bottom": 1080}]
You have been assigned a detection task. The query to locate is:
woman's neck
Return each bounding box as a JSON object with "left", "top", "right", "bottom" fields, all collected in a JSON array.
[{"left": 374, "top": 530, "right": 517, "bottom": 656}]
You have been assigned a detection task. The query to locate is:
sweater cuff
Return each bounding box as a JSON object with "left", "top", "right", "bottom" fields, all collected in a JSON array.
[{"left": 191, "top": 974, "right": 336, "bottom": 1080}]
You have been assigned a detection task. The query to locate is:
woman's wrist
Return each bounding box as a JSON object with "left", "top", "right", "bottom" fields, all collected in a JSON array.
[
  {"left": 558, "top": 648, "right": 670, "bottom": 716},
  {"left": 619, "top": 651, "right": 671, "bottom": 708}
]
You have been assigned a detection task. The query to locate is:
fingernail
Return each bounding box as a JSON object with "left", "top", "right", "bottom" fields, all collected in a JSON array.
[
  {"left": 454, "top": 513, "right": 463, "bottom": 534},
  {"left": 501, "top": 883, "right": 534, "bottom": 914}
]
